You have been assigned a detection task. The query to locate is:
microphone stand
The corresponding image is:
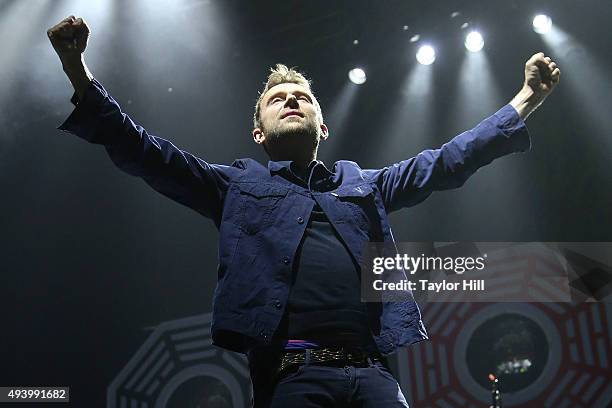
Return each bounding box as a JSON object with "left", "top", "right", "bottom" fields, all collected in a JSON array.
[{"left": 488, "top": 373, "right": 502, "bottom": 408}]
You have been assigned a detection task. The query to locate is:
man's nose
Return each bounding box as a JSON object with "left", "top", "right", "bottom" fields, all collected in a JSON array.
[{"left": 284, "top": 94, "right": 299, "bottom": 108}]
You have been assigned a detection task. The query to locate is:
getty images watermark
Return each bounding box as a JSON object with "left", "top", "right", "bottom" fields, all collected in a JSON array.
[
  {"left": 372, "top": 252, "right": 487, "bottom": 293},
  {"left": 360, "top": 242, "right": 612, "bottom": 303}
]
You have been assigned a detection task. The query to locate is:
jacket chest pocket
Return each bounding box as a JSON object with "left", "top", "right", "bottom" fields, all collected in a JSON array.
[
  {"left": 236, "top": 183, "right": 288, "bottom": 235},
  {"left": 334, "top": 184, "right": 375, "bottom": 230}
]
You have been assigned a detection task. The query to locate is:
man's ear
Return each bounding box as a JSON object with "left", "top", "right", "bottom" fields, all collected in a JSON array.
[
  {"left": 252, "top": 128, "right": 266, "bottom": 144},
  {"left": 320, "top": 123, "right": 329, "bottom": 141}
]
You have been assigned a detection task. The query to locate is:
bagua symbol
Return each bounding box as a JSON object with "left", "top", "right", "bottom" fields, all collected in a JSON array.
[
  {"left": 106, "top": 313, "right": 251, "bottom": 408},
  {"left": 562, "top": 248, "right": 612, "bottom": 302}
]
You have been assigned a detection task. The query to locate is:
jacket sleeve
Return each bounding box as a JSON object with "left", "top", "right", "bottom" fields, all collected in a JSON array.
[
  {"left": 365, "top": 104, "right": 531, "bottom": 213},
  {"left": 57, "top": 78, "right": 239, "bottom": 226}
]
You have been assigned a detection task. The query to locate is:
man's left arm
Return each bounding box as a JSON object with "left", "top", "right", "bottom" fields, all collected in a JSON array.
[{"left": 373, "top": 52, "right": 560, "bottom": 213}]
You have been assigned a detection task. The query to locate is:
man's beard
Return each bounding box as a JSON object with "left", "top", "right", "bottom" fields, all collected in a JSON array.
[{"left": 264, "top": 119, "right": 320, "bottom": 154}]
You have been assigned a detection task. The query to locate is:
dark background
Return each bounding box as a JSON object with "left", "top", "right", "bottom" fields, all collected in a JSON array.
[{"left": 1, "top": 0, "right": 611, "bottom": 406}]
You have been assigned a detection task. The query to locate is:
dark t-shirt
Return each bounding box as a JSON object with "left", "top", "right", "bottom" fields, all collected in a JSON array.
[{"left": 284, "top": 203, "right": 374, "bottom": 349}]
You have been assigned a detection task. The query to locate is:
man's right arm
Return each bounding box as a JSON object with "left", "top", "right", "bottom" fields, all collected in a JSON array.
[
  {"left": 49, "top": 16, "right": 239, "bottom": 225},
  {"left": 47, "top": 16, "right": 92, "bottom": 100}
]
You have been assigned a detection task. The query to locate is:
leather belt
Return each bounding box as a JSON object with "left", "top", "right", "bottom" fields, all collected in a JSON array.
[{"left": 276, "top": 347, "right": 384, "bottom": 378}]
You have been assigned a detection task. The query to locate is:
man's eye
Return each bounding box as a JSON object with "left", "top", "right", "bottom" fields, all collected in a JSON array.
[
  {"left": 299, "top": 96, "right": 310, "bottom": 102},
  {"left": 272, "top": 97, "right": 283, "bottom": 103}
]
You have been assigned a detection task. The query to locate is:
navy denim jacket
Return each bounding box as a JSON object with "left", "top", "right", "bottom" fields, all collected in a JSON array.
[{"left": 58, "top": 79, "right": 530, "bottom": 356}]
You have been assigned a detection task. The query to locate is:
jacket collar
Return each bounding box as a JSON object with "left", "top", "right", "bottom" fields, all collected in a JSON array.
[{"left": 267, "top": 159, "right": 333, "bottom": 178}]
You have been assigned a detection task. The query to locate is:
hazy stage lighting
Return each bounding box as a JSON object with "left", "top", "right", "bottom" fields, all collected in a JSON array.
[
  {"left": 416, "top": 45, "right": 436, "bottom": 65},
  {"left": 348, "top": 68, "right": 366, "bottom": 84},
  {"left": 465, "top": 31, "right": 484, "bottom": 52},
  {"left": 533, "top": 14, "right": 552, "bottom": 34}
]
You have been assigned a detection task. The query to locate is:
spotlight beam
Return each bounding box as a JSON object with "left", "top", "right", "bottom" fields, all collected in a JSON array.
[
  {"left": 416, "top": 45, "right": 436, "bottom": 65},
  {"left": 465, "top": 31, "right": 484, "bottom": 52}
]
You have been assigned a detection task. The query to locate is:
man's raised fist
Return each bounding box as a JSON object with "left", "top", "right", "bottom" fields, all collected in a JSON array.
[
  {"left": 524, "top": 52, "right": 561, "bottom": 98},
  {"left": 47, "top": 16, "right": 90, "bottom": 62}
]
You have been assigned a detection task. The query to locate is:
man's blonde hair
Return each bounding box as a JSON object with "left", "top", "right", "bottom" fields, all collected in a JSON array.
[{"left": 253, "top": 64, "right": 323, "bottom": 129}]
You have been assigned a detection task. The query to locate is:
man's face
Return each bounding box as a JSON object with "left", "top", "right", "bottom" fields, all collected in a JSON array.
[{"left": 253, "top": 82, "right": 328, "bottom": 157}]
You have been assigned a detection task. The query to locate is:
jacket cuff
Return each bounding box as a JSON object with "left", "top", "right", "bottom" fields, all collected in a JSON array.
[
  {"left": 493, "top": 104, "right": 532, "bottom": 152},
  {"left": 57, "top": 78, "right": 108, "bottom": 134}
]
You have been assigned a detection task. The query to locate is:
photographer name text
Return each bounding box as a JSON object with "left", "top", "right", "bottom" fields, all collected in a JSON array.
[{"left": 373, "top": 279, "right": 485, "bottom": 292}]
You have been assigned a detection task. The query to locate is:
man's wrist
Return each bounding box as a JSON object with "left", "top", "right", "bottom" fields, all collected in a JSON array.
[
  {"left": 61, "top": 53, "right": 85, "bottom": 72},
  {"left": 61, "top": 56, "right": 93, "bottom": 101},
  {"left": 509, "top": 86, "right": 544, "bottom": 121}
]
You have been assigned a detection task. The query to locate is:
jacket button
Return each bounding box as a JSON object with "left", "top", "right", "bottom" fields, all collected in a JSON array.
[
  {"left": 297, "top": 217, "right": 304, "bottom": 224},
  {"left": 282, "top": 256, "right": 290, "bottom": 265},
  {"left": 259, "top": 330, "right": 268, "bottom": 339},
  {"left": 274, "top": 300, "right": 282, "bottom": 309}
]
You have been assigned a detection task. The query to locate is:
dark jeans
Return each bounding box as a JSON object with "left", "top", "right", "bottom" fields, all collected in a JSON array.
[{"left": 248, "top": 347, "right": 410, "bottom": 407}]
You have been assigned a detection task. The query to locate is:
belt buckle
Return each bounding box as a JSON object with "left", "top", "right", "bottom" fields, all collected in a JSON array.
[
  {"left": 344, "top": 348, "right": 366, "bottom": 365},
  {"left": 357, "top": 349, "right": 368, "bottom": 364}
]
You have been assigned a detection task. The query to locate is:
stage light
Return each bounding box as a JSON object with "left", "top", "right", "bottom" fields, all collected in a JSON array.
[
  {"left": 465, "top": 31, "right": 484, "bottom": 52},
  {"left": 416, "top": 45, "right": 436, "bottom": 65},
  {"left": 533, "top": 14, "right": 552, "bottom": 34},
  {"left": 348, "top": 68, "right": 366, "bottom": 85}
]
